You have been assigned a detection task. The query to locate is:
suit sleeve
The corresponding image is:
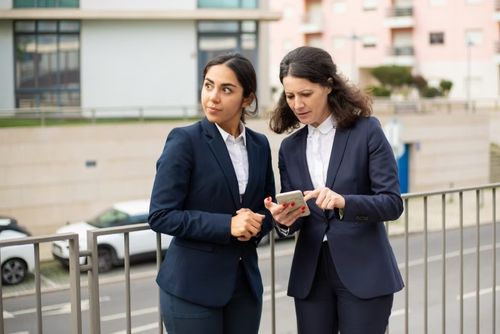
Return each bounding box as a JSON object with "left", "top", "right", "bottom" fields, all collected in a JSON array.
[
  {"left": 342, "top": 118, "right": 404, "bottom": 223},
  {"left": 276, "top": 142, "right": 305, "bottom": 235},
  {"left": 148, "top": 128, "right": 232, "bottom": 244}
]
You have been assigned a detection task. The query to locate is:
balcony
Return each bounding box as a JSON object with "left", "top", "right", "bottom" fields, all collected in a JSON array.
[
  {"left": 384, "top": 45, "right": 415, "bottom": 66},
  {"left": 384, "top": 6, "right": 414, "bottom": 28}
]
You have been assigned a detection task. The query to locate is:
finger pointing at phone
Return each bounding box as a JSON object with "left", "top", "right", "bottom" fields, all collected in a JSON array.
[{"left": 304, "top": 187, "right": 345, "bottom": 211}]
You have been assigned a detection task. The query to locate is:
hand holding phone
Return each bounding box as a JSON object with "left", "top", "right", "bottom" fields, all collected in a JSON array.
[{"left": 275, "top": 190, "right": 310, "bottom": 217}]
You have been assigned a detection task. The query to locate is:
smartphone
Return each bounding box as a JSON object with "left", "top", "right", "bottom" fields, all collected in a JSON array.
[{"left": 275, "top": 190, "right": 310, "bottom": 217}]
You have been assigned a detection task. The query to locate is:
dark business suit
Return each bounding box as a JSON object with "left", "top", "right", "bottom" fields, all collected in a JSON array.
[
  {"left": 149, "top": 118, "right": 275, "bottom": 333},
  {"left": 278, "top": 116, "right": 404, "bottom": 333}
]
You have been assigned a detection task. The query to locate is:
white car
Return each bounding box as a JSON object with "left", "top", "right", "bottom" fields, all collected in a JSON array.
[
  {"left": 52, "top": 200, "right": 172, "bottom": 272},
  {"left": 0, "top": 217, "right": 35, "bottom": 285}
]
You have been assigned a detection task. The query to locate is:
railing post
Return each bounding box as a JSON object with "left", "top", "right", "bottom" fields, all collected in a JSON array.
[
  {"left": 68, "top": 235, "right": 82, "bottom": 334},
  {"left": 88, "top": 231, "right": 101, "bottom": 334},
  {"left": 270, "top": 228, "right": 276, "bottom": 334}
]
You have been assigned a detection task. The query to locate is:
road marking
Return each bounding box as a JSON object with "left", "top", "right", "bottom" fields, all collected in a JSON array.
[
  {"left": 390, "top": 308, "right": 407, "bottom": 318},
  {"left": 457, "top": 285, "right": 500, "bottom": 300},
  {"left": 400, "top": 242, "right": 500, "bottom": 269},
  {"left": 2, "top": 311, "right": 14, "bottom": 319},
  {"left": 263, "top": 290, "right": 288, "bottom": 302},
  {"left": 8, "top": 296, "right": 110, "bottom": 317},
  {"left": 101, "top": 307, "right": 157, "bottom": 322},
  {"left": 109, "top": 322, "right": 158, "bottom": 334},
  {"left": 40, "top": 274, "right": 58, "bottom": 288},
  {"left": 264, "top": 284, "right": 282, "bottom": 293}
]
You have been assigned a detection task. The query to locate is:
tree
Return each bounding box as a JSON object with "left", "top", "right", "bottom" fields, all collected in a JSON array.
[
  {"left": 439, "top": 79, "right": 453, "bottom": 97},
  {"left": 370, "top": 66, "right": 413, "bottom": 89}
]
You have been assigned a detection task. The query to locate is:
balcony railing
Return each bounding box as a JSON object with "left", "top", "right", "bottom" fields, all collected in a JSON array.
[
  {"left": 0, "top": 183, "right": 499, "bottom": 333},
  {"left": 388, "top": 45, "right": 415, "bottom": 56},
  {"left": 387, "top": 6, "right": 413, "bottom": 17}
]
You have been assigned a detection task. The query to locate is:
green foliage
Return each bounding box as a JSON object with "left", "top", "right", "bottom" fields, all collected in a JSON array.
[
  {"left": 370, "top": 66, "right": 413, "bottom": 88},
  {"left": 439, "top": 79, "right": 453, "bottom": 96},
  {"left": 421, "top": 86, "right": 441, "bottom": 98},
  {"left": 367, "top": 85, "right": 391, "bottom": 97},
  {"left": 412, "top": 75, "right": 428, "bottom": 92}
]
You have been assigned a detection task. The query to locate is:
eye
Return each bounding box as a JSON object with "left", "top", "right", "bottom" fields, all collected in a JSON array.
[
  {"left": 204, "top": 82, "right": 213, "bottom": 89},
  {"left": 222, "top": 87, "right": 232, "bottom": 94},
  {"left": 285, "top": 94, "right": 294, "bottom": 100}
]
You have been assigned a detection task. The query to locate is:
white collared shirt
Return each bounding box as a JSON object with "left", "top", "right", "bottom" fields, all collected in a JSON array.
[
  {"left": 306, "top": 116, "right": 336, "bottom": 241},
  {"left": 306, "top": 116, "right": 336, "bottom": 190},
  {"left": 216, "top": 122, "right": 249, "bottom": 198}
]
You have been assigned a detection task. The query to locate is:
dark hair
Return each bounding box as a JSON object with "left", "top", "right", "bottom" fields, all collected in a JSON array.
[
  {"left": 269, "top": 46, "right": 372, "bottom": 133},
  {"left": 203, "top": 53, "right": 258, "bottom": 122}
]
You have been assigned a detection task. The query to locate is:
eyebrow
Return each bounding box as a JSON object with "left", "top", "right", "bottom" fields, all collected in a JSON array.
[
  {"left": 204, "top": 77, "right": 238, "bottom": 88},
  {"left": 285, "top": 89, "right": 313, "bottom": 94}
]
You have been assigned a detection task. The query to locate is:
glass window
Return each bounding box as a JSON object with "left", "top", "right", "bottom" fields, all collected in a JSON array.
[
  {"left": 14, "top": 20, "right": 80, "bottom": 107},
  {"left": 429, "top": 32, "right": 444, "bottom": 45},
  {"left": 13, "top": 0, "right": 79, "bottom": 7},
  {"left": 197, "top": 20, "right": 258, "bottom": 96},
  {"left": 198, "top": 0, "right": 257, "bottom": 8}
]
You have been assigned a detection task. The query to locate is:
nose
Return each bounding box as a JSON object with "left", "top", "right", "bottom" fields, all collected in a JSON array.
[
  {"left": 294, "top": 96, "right": 304, "bottom": 110},
  {"left": 208, "top": 89, "right": 220, "bottom": 103}
]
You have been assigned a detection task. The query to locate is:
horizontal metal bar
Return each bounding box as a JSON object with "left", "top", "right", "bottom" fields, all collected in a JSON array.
[
  {"left": 86, "top": 223, "right": 150, "bottom": 237},
  {"left": 0, "top": 232, "right": 78, "bottom": 247},
  {"left": 402, "top": 183, "right": 500, "bottom": 199}
]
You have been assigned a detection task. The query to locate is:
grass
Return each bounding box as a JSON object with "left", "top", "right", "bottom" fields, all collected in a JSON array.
[{"left": 0, "top": 117, "right": 201, "bottom": 128}]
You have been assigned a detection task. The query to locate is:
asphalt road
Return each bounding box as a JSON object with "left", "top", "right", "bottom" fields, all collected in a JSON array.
[{"left": 2, "top": 223, "right": 499, "bottom": 334}]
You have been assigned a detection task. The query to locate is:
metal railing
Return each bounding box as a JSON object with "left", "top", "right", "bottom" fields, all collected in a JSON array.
[
  {"left": 0, "top": 183, "right": 499, "bottom": 333},
  {"left": 0, "top": 233, "right": 81, "bottom": 334}
]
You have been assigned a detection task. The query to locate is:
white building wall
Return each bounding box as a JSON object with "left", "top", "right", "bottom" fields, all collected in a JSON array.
[
  {"left": 80, "top": 0, "right": 195, "bottom": 10},
  {"left": 80, "top": 21, "right": 198, "bottom": 114},
  {"left": 0, "top": 21, "right": 15, "bottom": 109},
  {"left": 420, "top": 60, "right": 499, "bottom": 100},
  {"left": 0, "top": 0, "right": 11, "bottom": 9}
]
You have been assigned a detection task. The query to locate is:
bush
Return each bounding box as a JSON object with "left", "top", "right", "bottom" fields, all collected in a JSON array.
[
  {"left": 439, "top": 79, "right": 453, "bottom": 96},
  {"left": 371, "top": 66, "right": 413, "bottom": 88},
  {"left": 421, "top": 86, "right": 441, "bottom": 98},
  {"left": 367, "top": 85, "right": 391, "bottom": 97}
]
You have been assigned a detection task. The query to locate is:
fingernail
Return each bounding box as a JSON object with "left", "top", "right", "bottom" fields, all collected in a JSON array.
[
  {"left": 301, "top": 206, "right": 306, "bottom": 211},
  {"left": 266, "top": 196, "right": 271, "bottom": 201},
  {"left": 290, "top": 202, "right": 295, "bottom": 207},
  {"left": 282, "top": 203, "right": 288, "bottom": 208}
]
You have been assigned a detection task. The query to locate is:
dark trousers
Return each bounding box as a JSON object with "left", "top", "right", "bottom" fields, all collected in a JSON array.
[
  {"left": 160, "top": 263, "right": 262, "bottom": 334},
  {"left": 295, "top": 242, "right": 394, "bottom": 334}
]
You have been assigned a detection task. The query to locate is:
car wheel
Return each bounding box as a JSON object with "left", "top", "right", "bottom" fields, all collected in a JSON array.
[
  {"left": 2, "top": 258, "right": 28, "bottom": 285},
  {"left": 97, "top": 247, "right": 116, "bottom": 273}
]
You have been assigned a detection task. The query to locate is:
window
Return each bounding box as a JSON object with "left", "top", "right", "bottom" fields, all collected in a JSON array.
[
  {"left": 362, "top": 35, "right": 377, "bottom": 48},
  {"left": 14, "top": 20, "right": 80, "bottom": 107},
  {"left": 198, "top": 0, "right": 257, "bottom": 8},
  {"left": 362, "top": 0, "right": 377, "bottom": 10},
  {"left": 13, "top": 0, "right": 78, "bottom": 7},
  {"left": 197, "top": 20, "right": 258, "bottom": 93},
  {"left": 429, "top": 32, "right": 444, "bottom": 45}
]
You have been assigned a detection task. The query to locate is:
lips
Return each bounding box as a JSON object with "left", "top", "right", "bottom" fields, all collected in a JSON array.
[{"left": 206, "top": 106, "right": 221, "bottom": 113}]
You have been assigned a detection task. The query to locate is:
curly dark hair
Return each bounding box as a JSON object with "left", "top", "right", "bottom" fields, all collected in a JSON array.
[
  {"left": 203, "top": 53, "right": 258, "bottom": 123},
  {"left": 269, "top": 46, "right": 372, "bottom": 133}
]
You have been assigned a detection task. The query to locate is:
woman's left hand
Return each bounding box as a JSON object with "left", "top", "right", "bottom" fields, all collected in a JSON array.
[{"left": 304, "top": 187, "right": 345, "bottom": 210}]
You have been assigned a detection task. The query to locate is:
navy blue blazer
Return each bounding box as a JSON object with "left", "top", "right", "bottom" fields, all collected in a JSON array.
[
  {"left": 278, "top": 116, "right": 404, "bottom": 299},
  {"left": 149, "top": 118, "right": 275, "bottom": 307}
]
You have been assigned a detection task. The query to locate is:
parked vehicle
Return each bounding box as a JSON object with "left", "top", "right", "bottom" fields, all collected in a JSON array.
[
  {"left": 0, "top": 217, "right": 35, "bottom": 285},
  {"left": 52, "top": 200, "right": 172, "bottom": 272}
]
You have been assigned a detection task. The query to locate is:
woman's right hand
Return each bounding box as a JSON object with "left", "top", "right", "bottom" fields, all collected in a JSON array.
[
  {"left": 231, "top": 208, "right": 265, "bottom": 241},
  {"left": 264, "top": 196, "right": 305, "bottom": 227}
]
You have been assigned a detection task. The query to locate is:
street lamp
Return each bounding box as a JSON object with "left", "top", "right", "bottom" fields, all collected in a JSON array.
[{"left": 333, "top": 33, "right": 360, "bottom": 83}]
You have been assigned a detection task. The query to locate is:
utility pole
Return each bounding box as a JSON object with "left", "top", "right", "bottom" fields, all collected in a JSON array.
[{"left": 466, "top": 39, "right": 473, "bottom": 112}]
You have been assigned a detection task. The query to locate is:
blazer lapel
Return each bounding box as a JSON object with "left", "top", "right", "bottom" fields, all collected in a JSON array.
[
  {"left": 241, "top": 132, "right": 259, "bottom": 207},
  {"left": 295, "top": 128, "right": 315, "bottom": 192},
  {"left": 325, "top": 126, "right": 351, "bottom": 189},
  {"left": 201, "top": 118, "right": 240, "bottom": 209}
]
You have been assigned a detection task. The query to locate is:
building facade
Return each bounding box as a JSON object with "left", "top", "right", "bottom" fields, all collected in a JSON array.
[
  {"left": 0, "top": 0, "right": 279, "bottom": 113},
  {"left": 269, "top": 0, "right": 500, "bottom": 101}
]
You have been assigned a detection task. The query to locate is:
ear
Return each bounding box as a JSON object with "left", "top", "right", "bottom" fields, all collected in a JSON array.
[
  {"left": 242, "top": 94, "right": 254, "bottom": 108},
  {"left": 327, "top": 78, "right": 334, "bottom": 94}
]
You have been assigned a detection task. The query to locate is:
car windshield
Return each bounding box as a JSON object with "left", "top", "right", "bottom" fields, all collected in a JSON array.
[{"left": 88, "top": 208, "right": 129, "bottom": 228}]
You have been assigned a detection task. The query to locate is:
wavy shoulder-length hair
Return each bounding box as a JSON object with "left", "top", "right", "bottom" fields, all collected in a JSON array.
[{"left": 269, "top": 46, "right": 372, "bottom": 134}]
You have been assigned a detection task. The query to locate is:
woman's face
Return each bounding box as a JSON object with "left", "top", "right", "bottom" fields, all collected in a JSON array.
[
  {"left": 201, "top": 64, "right": 252, "bottom": 135},
  {"left": 282, "top": 75, "right": 332, "bottom": 128}
]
